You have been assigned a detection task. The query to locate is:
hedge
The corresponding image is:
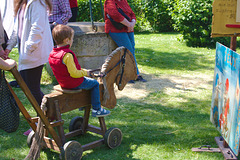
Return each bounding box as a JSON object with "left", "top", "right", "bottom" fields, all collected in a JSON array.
[
  {"left": 170, "top": 0, "right": 230, "bottom": 47},
  {"left": 77, "top": 0, "right": 173, "bottom": 32},
  {"left": 76, "top": 0, "right": 230, "bottom": 47}
]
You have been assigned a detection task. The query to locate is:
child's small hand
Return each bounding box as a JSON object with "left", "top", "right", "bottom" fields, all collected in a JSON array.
[
  {"left": 87, "top": 71, "right": 95, "bottom": 77},
  {"left": 87, "top": 71, "right": 91, "bottom": 77}
]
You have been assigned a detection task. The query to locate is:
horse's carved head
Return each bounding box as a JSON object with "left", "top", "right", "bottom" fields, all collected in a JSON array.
[
  {"left": 100, "top": 47, "right": 137, "bottom": 108},
  {"left": 115, "top": 48, "right": 137, "bottom": 90}
]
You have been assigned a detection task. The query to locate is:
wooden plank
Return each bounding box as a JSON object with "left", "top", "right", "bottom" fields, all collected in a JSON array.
[
  {"left": 45, "top": 91, "right": 91, "bottom": 119},
  {"left": 55, "top": 100, "right": 66, "bottom": 145},
  {"left": 7, "top": 82, "right": 37, "bottom": 131},
  {"left": 87, "top": 125, "right": 103, "bottom": 135},
  {"left": 49, "top": 120, "right": 64, "bottom": 128},
  {"left": 82, "top": 106, "right": 91, "bottom": 134},
  {"left": 215, "top": 137, "right": 238, "bottom": 160},
  {"left": 211, "top": 0, "right": 240, "bottom": 37},
  {"left": 192, "top": 147, "right": 220, "bottom": 152},
  {"left": 53, "top": 84, "right": 82, "bottom": 93},
  {"left": 82, "top": 139, "right": 104, "bottom": 151},
  {"left": 211, "top": 33, "right": 240, "bottom": 37},
  {"left": 30, "top": 117, "right": 39, "bottom": 124},
  {"left": 230, "top": 36, "right": 237, "bottom": 51},
  {"left": 65, "top": 129, "right": 83, "bottom": 139},
  {"left": 99, "top": 117, "right": 107, "bottom": 134},
  {"left": 43, "top": 137, "right": 60, "bottom": 152},
  {"left": 237, "top": 0, "right": 240, "bottom": 22},
  {"left": 45, "top": 84, "right": 104, "bottom": 119}
]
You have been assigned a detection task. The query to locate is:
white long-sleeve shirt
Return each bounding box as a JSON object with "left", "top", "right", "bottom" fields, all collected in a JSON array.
[{"left": 6, "top": 0, "right": 53, "bottom": 71}]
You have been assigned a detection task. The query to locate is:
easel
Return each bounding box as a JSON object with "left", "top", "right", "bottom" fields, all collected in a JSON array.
[{"left": 192, "top": 32, "right": 239, "bottom": 160}]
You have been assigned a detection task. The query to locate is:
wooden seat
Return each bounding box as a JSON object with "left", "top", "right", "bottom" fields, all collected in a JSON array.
[
  {"left": 42, "top": 85, "right": 107, "bottom": 154},
  {"left": 53, "top": 84, "right": 82, "bottom": 94}
]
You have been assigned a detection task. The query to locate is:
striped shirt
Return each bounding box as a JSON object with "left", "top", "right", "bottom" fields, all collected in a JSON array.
[{"left": 48, "top": 0, "right": 72, "bottom": 25}]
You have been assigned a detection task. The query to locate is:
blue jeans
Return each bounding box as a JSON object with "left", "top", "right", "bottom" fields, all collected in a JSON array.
[
  {"left": 73, "top": 77, "right": 101, "bottom": 110},
  {"left": 109, "top": 31, "right": 139, "bottom": 75}
]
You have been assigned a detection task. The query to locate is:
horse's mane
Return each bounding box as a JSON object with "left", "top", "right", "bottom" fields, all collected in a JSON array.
[{"left": 101, "top": 47, "right": 125, "bottom": 73}]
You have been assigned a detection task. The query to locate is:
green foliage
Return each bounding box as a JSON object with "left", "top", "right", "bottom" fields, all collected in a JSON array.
[
  {"left": 77, "top": 0, "right": 105, "bottom": 22},
  {"left": 77, "top": 0, "right": 231, "bottom": 47},
  {"left": 170, "top": 0, "right": 229, "bottom": 47},
  {"left": 130, "top": 0, "right": 174, "bottom": 32},
  {"left": 77, "top": 0, "right": 174, "bottom": 32}
]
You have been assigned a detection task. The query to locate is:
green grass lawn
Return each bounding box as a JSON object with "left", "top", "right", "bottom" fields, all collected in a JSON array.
[{"left": 0, "top": 32, "right": 230, "bottom": 160}]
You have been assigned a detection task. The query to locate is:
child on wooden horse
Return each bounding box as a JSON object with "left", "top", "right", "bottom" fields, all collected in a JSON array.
[{"left": 48, "top": 24, "right": 110, "bottom": 117}]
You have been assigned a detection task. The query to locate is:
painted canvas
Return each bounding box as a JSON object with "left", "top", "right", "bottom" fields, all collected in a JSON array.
[{"left": 210, "top": 42, "right": 240, "bottom": 155}]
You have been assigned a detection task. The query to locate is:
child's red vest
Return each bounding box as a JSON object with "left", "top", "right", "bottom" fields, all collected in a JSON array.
[{"left": 48, "top": 45, "right": 84, "bottom": 89}]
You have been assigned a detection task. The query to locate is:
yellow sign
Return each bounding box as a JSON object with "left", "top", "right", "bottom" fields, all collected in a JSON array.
[{"left": 212, "top": 0, "right": 240, "bottom": 37}]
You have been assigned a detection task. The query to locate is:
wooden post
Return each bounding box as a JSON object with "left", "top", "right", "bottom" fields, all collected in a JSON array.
[
  {"left": 54, "top": 100, "right": 66, "bottom": 145},
  {"left": 82, "top": 106, "right": 91, "bottom": 134},
  {"left": 99, "top": 117, "right": 107, "bottom": 134},
  {"left": 230, "top": 36, "right": 237, "bottom": 51}
]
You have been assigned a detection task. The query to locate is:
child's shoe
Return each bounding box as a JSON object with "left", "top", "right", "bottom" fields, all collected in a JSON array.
[{"left": 92, "top": 108, "right": 110, "bottom": 117}]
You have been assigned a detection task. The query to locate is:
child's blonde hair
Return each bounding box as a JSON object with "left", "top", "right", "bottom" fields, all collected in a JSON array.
[{"left": 52, "top": 24, "right": 74, "bottom": 45}]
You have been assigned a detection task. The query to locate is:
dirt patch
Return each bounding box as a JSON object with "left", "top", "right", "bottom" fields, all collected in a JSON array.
[{"left": 114, "top": 73, "right": 213, "bottom": 100}]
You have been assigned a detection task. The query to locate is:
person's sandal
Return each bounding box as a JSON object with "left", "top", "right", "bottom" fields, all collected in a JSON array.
[
  {"left": 128, "top": 80, "right": 135, "bottom": 83},
  {"left": 136, "top": 75, "right": 147, "bottom": 82}
]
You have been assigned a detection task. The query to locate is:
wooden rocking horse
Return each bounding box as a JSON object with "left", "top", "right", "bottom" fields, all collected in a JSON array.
[{"left": 10, "top": 47, "right": 137, "bottom": 159}]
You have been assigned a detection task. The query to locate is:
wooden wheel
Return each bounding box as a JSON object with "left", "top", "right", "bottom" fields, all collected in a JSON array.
[
  {"left": 69, "top": 116, "right": 83, "bottom": 132},
  {"left": 62, "top": 141, "right": 83, "bottom": 160},
  {"left": 27, "top": 130, "right": 35, "bottom": 148},
  {"left": 104, "top": 127, "right": 122, "bottom": 149}
]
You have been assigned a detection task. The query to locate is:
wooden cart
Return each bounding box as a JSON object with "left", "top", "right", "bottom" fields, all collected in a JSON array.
[{"left": 9, "top": 66, "right": 122, "bottom": 160}]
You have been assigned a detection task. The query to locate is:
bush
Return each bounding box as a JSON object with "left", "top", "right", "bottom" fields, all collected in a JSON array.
[
  {"left": 130, "top": 0, "right": 174, "bottom": 32},
  {"left": 170, "top": 0, "right": 230, "bottom": 47},
  {"left": 77, "top": 0, "right": 174, "bottom": 32},
  {"left": 77, "top": 0, "right": 105, "bottom": 22},
  {"left": 77, "top": 0, "right": 230, "bottom": 47}
]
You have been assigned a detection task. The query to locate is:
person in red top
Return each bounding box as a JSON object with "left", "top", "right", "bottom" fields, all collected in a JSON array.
[
  {"left": 69, "top": 0, "right": 78, "bottom": 22},
  {"left": 49, "top": 24, "right": 110, "bottom": 117},
  {"left": 104, "top": 0, "right": 146, "bottom": 83}
]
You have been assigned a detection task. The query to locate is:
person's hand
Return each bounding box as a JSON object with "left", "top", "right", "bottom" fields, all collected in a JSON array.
[
  {"left": 0, "top": 58, "right": 17, "bottom": 70},
  {"left": 87, "top": 71, "right": 91, "bottom": 77},
  {"left": 0, "top": 47, "right": 6, "bottom": 59},
  {"left": 5, "top": 58, "right": 16, "bottom": 70},
  {"left": 127, "top": 21, "right": 135, "bottom": 32},
  {"left": 4, "top": 49, "right": 11, "bottom": 58}
]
